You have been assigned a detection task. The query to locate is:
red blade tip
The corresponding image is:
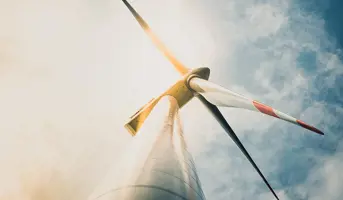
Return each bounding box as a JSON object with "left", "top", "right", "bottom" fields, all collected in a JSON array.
[{"left": 296, "top": 120, "right": 324, "bottom": 135}]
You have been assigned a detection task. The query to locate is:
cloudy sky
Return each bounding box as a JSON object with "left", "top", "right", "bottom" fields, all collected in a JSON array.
[{"left": 0, "top": 0, "right": 342, "bottom": 199}]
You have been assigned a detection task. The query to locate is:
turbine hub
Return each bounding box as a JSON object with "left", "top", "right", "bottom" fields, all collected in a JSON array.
[
  {"left": 184, "top": 67, "right": 210, "bottom": 91},
  {"left": 124, "top": 67, "right": 210, "bottom": 136},
  {"left": 186, "top": 67, "right": 210, "bottom": 80}
]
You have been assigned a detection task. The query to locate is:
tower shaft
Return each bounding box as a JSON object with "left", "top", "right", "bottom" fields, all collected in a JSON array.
[{"left": 90, "top": 96, "right": 205, "bottom": 200}]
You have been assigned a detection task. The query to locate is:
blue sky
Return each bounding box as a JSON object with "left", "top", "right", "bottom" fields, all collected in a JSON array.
[
  {"left": 0, "top": 0, "right": 342, "bottom": 199},
  {"left": 181, "top": 0, "right": 343, "bottom": 199}
]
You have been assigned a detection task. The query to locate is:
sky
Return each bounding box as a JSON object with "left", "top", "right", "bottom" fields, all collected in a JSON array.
[{"left": 0, "top": 0, "right": 342, "bottom": 199}]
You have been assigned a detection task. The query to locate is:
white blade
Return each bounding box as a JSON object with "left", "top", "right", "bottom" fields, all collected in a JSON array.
[
  {"left": 122, "top": 0, "right": 189, "bottom": 75},
  {"left": 189, "top": 77, "right": 324, "bottom": 135}
]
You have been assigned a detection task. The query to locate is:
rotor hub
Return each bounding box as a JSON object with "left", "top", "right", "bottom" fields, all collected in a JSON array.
[{"left": 184, "top": 67, "right": 210, "bottom": 91}]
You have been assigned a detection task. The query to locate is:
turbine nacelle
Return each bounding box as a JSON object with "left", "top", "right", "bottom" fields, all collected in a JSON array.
[{"left": 125, "top": 67, "right": 210, "bottom": 136}]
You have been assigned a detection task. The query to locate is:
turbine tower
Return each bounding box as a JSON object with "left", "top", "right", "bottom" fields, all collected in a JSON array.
[
  {"left": 90, "top": 96, "right": 205, "bottom": 200},
  {"left": 90, "top": 1, "right": 324, "bottom": 199}
]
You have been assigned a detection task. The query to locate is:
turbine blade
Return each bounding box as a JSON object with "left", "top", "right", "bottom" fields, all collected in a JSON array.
[
  {"left": 197, "top": 95, "right": 279, "bottom": 200},
  {"left": 122, "top": 0, "right": 189, "bottom": 75},
  {"left": 190, "top": 77, "right": 324, "bottom": 135}
]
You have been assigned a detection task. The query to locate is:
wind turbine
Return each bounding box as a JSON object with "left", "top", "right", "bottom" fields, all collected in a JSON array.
[{"left": 121, "top": 0, "right": 324, "bottom": 199}]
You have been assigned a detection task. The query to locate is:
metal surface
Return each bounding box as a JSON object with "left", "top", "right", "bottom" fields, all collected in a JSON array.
[{"left": 90, "top": 96, "right": 205, "bottom": 200}]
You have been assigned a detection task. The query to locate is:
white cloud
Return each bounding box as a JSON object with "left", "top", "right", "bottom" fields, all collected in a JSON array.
[
  {"left": 245, "top": 4, "right": 288, "bottom": 40},
  {"left": 296, "top": 140, "right": 343, "bottom": 200}
]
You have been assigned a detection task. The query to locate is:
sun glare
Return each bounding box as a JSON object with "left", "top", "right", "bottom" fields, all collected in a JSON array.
[{"left": 0, "top": 0, "right": 217, "bottom": 199}]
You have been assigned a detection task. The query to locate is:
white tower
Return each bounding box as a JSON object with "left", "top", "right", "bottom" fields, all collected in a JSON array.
[{"left": 90, "top": 96, "right": 206, "bottom": 200}]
